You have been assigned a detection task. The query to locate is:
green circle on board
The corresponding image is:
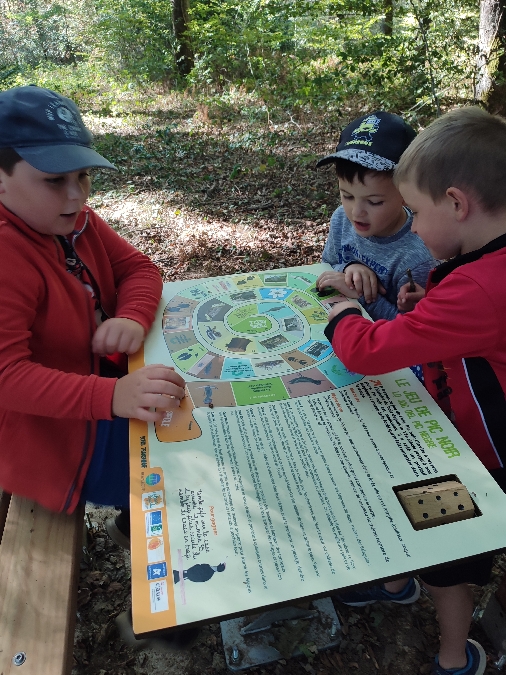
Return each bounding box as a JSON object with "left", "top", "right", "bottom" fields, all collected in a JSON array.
[{"left": 233, "top": 315, "right": 273, "bottom": 334}]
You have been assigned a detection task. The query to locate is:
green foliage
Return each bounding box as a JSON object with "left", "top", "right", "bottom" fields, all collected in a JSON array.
[
  {"left": 0, "top": 0, "right": 93, "bottom": 68},
  {"left": 188, "top": 0, "right": 478, "bottom": 117},
  {"left": 0, "top": 0, "right": 481, "bottom": 120},
  {"left": 93, "top": 0, "right": 178, "bottom": 82}
]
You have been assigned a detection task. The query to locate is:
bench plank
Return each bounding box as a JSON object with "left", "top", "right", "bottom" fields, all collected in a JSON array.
[
  {"left": 0, "top": 497, "right": 83, "bottom": 675},
  {"left": 0, "top": 490, "right": 11, "bottom": 544}
]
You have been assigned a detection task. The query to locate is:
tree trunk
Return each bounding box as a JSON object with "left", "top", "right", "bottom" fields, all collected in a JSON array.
[
  {"left": 475, "top": 0, "right": 506, "bottom": 112},
  {"left": 382, "top": 0, "right": 393, "bottom": 36},
  {"left": 173, "top": 0, "right": 194, "bottom": 77}
]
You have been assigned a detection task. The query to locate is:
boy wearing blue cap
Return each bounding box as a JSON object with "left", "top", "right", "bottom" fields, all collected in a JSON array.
[
  {"left": 0, "top": 86, "right": 184, "bottom": 539},
  {"left": 316, "top": 111, "right": 436, "bottom": 320}
]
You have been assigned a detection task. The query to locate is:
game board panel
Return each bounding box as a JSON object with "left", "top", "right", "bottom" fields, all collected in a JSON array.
[
  {"left": 157, "top": 268, "right": 360, "bottom": 389},
  {"left": 129, "top": 264, "right": 506, "bottom": 636}
]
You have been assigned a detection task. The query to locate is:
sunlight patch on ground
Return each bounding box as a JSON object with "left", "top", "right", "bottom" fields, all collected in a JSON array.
[{"left": 90, "top": 193, "right": 255, "bottom": 245}]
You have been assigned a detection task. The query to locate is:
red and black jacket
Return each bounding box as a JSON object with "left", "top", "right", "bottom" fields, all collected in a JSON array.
[{"left": 325, "top": 233, "right": 506, "bottom": 474}]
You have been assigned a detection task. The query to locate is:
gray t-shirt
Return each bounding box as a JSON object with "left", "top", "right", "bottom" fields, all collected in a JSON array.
[{"left": 322, "top": 205, "right": 437, "bottom": 320}]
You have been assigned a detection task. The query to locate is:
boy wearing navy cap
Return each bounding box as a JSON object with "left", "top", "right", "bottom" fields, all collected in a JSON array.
[
  {"left": 316, "top": 111, "right": 436, "bottom": 320},
  {"left": 0, "top": 86, "right": 184, "bottom": 541}
]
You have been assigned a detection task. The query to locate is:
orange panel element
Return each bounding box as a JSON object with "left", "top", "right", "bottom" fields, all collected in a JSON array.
[
  {"left": 155, "top": 393, "right": 202, "bottom": 443},
  {"left": 129, "top": 421, "right": 177, "bottom": 633},
  {"left": 129, "top": 345, "right": 145, "bottom": 372}
]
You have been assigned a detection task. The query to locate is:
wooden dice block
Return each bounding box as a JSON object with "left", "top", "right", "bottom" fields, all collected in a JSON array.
[{"left": 397, "top": 480, "right": 475, "bottom": 530}]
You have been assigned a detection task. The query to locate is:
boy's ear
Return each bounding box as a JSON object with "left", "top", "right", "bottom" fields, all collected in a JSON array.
[{"left": 445, "top": 187, "right": 470, "bottom": 221}]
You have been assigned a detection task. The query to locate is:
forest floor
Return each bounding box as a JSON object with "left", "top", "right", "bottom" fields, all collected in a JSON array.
[{"left": 71, "top": 90, "right": 505, "bottom": 674}]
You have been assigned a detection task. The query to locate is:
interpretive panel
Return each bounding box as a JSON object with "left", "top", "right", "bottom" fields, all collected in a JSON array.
[{"left": 129, "top": 264, "right": 506, "bottom": 635}]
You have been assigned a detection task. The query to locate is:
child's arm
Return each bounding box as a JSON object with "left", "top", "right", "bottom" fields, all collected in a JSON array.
[
  {"left": 0, "top": 214, "right": 164, "bottom": 421},
  {"left": 82, "top": 210, "right": 163, "bottom": 356},
  {"left": 324, "top": 273, "right": 497, "bottom": 376},
  {"left": 88, "top": 211, "right": 163, "bottom": 338}
]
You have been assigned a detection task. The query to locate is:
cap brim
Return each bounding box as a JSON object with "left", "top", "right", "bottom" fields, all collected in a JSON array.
[
  {"left": 15, "top": 144, "right": 117, "bottom": 173},
  {"left": 316, "top": 149, "right": 396, "bottom": 172},
  {"left": 316, "top": 154, "right": 339, "bottom": 168}
]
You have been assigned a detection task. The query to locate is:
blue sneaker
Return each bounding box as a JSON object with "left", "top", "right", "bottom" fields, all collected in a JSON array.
[
  {"left": 431, "top": 639, "right": 486, "bottom": 675},
  {"left": 336, "top": 578, "right": 420, "bottom": 607}
]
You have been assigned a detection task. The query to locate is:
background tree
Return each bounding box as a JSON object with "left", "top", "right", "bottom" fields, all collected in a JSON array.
[
  {"left": 173, "top": 0, "right": 194, "bottom": 76},
  {"left": 475, "top": 0, "right": 506, "bottom": 113},
  {"left": 382, "top": 0, "right": 393, "bottom": 36}
]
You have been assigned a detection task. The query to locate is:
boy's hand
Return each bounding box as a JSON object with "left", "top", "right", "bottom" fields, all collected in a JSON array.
[
  {"left": 112, "top": 364, "right": 186, "bottom": 422},
  {"left": 344, "top": 264, "right": 386, "bottom": 304},
  {"left": 316, "top": 271, "right": 360, "bottom": 299},
  {"left": 92, "top": 318, "right": 145, "bottom": 355},
  {"left": 327, "top": 300, "right": 361, "bottom": 322},
  {"left": 397, "top": 282, "right": 425, "bottom": 312}
]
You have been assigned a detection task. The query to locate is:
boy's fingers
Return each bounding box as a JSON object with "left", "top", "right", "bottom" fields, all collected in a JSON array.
[
  {"left": 363, "top": 284, "right": 373, "bottom": 303},
  {"left": 125, "top": 340, "right": 143, "bottom": 355},
  {"left": 367, "top": 277, "right": 378, "bottom": 302},
  {"left": 351, "top": 272, "right": 363, "bottom": 295},
  {"left": 144, "top": 380, "right": 186, "bottom": 400},
  {"left": 145, "top": 392, "right": 182, "bottom": 410},
  {"left": 143, "top": 365, "right": 185, "bottom": 387},
  {"left": 124, "top": 334, "right": 144, "bottom": 355},
  {"left": 134, "top": 407, "right": 165, "bottom": 423},
  {"left": 317, "top": 276, "right": 333, "bottom": 289},
  {"left": 129, "top": 394, "right": 182, "bottom": 423}
]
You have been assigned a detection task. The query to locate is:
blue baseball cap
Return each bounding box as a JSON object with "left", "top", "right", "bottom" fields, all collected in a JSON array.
[
  {"left": 317, "top": 111, "right": 416, "bottom": 171},
  {"left": 0, "top": 85, "right": 117, "bottom": 173}
]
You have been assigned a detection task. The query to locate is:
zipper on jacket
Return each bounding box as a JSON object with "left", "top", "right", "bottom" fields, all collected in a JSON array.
[{"left": 59, "top": 212, "right": 102, "bottom": 512}]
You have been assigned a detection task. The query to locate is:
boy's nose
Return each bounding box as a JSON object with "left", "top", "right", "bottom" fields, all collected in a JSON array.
[
  {"left": 67, "top": 181, "right": 86, "bottom": 200},
  {"left": 352, "top": 203, "right": 366, "bottom": 219}
]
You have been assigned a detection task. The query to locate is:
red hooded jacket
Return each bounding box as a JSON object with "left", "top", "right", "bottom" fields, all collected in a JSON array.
[{"left": 0, "top": 203, "right": 162, "bottom": 512}]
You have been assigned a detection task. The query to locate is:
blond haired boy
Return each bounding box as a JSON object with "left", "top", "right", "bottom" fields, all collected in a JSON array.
[{"left": 324, "top": 106, "right": 506, "bottom": 675}]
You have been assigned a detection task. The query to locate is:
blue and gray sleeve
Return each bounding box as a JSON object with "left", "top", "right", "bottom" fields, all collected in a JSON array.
[{"left": 321, "top": 207, "right": 359, "bottom": 272}]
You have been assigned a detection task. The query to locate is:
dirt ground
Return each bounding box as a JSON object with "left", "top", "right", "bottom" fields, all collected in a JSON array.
[{"left": 70, "top": 94, "right": 506, "bottom": 674}]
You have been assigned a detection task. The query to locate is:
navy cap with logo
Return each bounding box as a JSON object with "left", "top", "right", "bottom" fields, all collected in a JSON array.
[
  {"left": 0, "top": 85, "right": 117, "bottom": 173},
  {"left": 316, "top": 111, "right": 416, "bottom": 171}
]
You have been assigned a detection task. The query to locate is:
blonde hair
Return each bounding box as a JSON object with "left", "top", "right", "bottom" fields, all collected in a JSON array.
[{"left": 395, "top": 106, "right": 506, "bottom": 213}]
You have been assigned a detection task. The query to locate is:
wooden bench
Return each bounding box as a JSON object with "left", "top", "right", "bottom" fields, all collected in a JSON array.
[{"left": 0, "top": 490, "right": 84, "bottom": 675}]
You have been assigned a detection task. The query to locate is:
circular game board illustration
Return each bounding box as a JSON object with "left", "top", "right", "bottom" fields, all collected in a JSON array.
[{"left": 157, "top": 271, "right": 364, "bottom": 441}]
